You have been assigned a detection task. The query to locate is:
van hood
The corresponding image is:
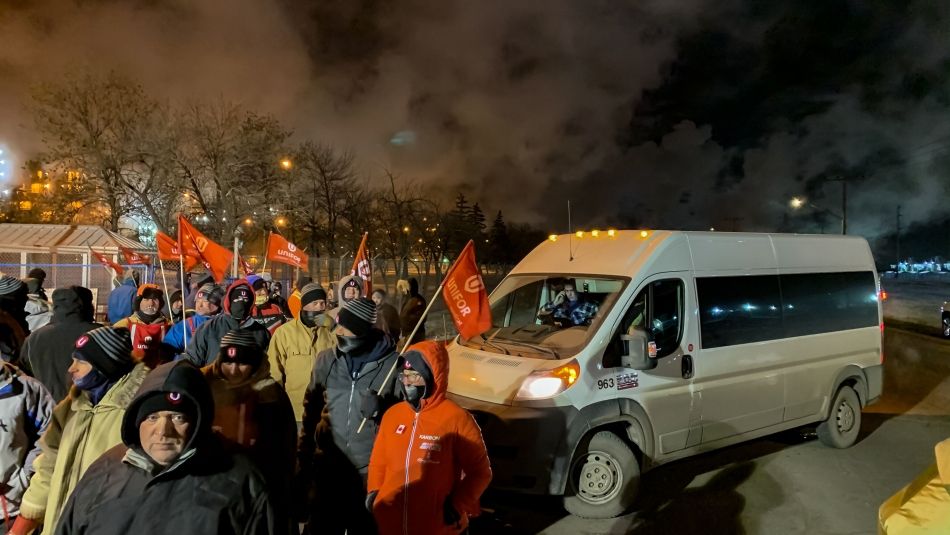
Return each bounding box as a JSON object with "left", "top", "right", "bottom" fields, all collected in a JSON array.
[{"left": 447, "top": 342, "right": 550, "bottom": 405}]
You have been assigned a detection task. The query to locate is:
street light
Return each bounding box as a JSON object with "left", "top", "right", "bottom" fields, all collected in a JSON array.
[
  {"left": 279, "top": 158, "right": 293, "bottom": 171},
  {"left": 789, "top": 196, "right": 845, "bottom": 234}
]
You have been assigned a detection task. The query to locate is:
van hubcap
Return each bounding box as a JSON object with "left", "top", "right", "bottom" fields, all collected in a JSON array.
[
  {"left": 837, "top": 401, "right": 855, "bottom": 432},
  {"left": 575, "top": 451, "right": 622, "bottom": 504}
]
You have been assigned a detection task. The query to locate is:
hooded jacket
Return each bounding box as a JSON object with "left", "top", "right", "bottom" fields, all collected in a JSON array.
[
  {"left": 183, "top": 280, "right": 270, "bottom": 368},
  {"left": 202, "top": 357, "right": 296, "bottom": 502},
  {"left": 53, "top": 360, "right": 279, "bottom": 535},
  {"left": 368, "top": 341, "right": 491, "bottom": 535},
  {"left": 20, "top": 288, "right": 101, "bottom": 401},
  {"left": 0, "top": 362, "right": 55, "bottom": 523},
  {"left": 399, "top": 279, "right": 427, "bottom": 344},
  {"left": 106, "top": 278, "right": 137, "bottom": 324},
  {"left": 18, "top": 363, "right": 148, "bottom": 534},
  {"left": 879, "top": 438, "right": 950, "bottom": 533},
  {"left": 25, "top": 294, "right": 52, "bottom": 332},
  {"left": 266, "top": 315, "right": 336, "bottom": 421},
  {"left": 298, "top": 329, "right": 401, "bottom": 475}
]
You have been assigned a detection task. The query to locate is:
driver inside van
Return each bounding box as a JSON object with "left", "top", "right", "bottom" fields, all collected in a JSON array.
[{"left": 538, "top": 281, "right": 600, "bottom": 328}]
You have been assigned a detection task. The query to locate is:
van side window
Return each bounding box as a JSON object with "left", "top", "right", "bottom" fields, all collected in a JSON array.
[
  {"left": 604, "top": 279, "right": 684, "bottom": 366},
  {"left": 697, "top": 275, "right": 783, "bottom": 349}
]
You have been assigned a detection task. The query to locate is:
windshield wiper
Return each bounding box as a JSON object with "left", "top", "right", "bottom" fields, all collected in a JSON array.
[
  {"left": 478, "top": 333, "right": 510, "bottom": 355},
  {"left": 493, "top": 339, "right": 560, "bottom": 359}
]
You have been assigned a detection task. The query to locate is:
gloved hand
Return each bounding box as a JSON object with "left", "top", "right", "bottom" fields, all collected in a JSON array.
[
  {"left": 443, "top": 495, "right": 461, "bottom": 527},
  {"left": 365, "top": 490, "right": 379, "bottom": 513},
  {"left": 10, "top": 515, "right": 40, "bottom": 535},
  {"left": 360, "top": 389, "right": 382, "bottom": 419}
]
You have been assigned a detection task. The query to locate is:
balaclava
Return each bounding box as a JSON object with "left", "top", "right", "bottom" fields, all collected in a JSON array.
[{"left": 229, "top": 285, "right": 253, "bottom": 321}]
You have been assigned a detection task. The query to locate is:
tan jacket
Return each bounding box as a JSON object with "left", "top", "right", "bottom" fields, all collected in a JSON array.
[
  {"left": 267, "top": 317, "right": 335, "bottom": 421},
  {"left": 879, "top": 438, "right": 950, "bottom": 534}
]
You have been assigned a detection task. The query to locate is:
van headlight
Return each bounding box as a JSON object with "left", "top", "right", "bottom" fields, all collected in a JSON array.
[{"left": 515, "top": 359, "right": 580, "bottom": 400}]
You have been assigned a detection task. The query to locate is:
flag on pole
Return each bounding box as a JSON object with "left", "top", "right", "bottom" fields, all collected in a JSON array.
[
  {"left": 90, "top": 249, "right": 124, "bottom": 275},
  {"left": 156, "top": 231, "right": 199, "bottom": 271},
  {"left": 349, "top": 232, "right": 372, "bottom": 295},
  {"left": 239, "top": 256, "right": 255, "bottom": 276},
  {"left": 265, "top": 232, "right": 308, "bottom": 270},
  {"left": 177, "top": 215, "right": 234, "bottom": 283},
  {"left": 441, "top": 240, "right": 492, "bottom": 339},
  {"left": 119, "top": 246, "right": 152, "bottom": 265}
]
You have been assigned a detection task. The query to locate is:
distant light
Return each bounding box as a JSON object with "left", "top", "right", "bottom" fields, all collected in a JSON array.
[
  {"left": 0, "top": 160, "right": 4, "bottom": 164},
  {"left": 244, "top": 218, "right": 253, "bottom": 225},
  {"left": 403, "top": 226, "right": 410, "bottom": 233},
  {"left": 607, "top": 229, "right": 616, "bottom": 237},
  {"left": 640, "top": 230, "right": 649, "bottom": 238},
  {"left": 710, "top": 227, "right": 715, "bottom": 231},
  {"left": 279, "top": 158, "right": 293, "bottom": 170},
  {"left": 2, "top": 189, "right": 8, "bottom": 195},
  {"left": 790, "top": 197, "right": 805, "bottom": 209},
  {"left": 575, "top": 231, "right": 584, "bottom": 238},
  {"left": 548, "top": 234, "right": 558, "bottom": 242},
  {"left": 390, "top": 130, "right": 417, "bottom": 146},
  {"left": 591, "top": 229, "right": 600, "bottom": 237}
]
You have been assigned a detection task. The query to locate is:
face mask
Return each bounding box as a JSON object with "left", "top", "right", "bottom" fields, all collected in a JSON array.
[
  {"left": 255, "top": 295, "right": 268, "bottom": 306},
  {"left": 301, "top": 311, "right": 325, "bottom": 328},
  {"left": 73, "top": 366, "right": 109, "bottom": 391},
  {"left": 230, "top": 301, "right": 248, "bottom": 320},
  {"left": 336, "top": 334, "right": 366, "bottom": 354},
  {"left": 403, "top": 383, "right": 426, "bottom": 409}
]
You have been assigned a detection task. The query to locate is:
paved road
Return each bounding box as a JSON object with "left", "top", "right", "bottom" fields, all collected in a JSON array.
[{"left": 470, "top": 327, "right": 950, "bottom": 535}]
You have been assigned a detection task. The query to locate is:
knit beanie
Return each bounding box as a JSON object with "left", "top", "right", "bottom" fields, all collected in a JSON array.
[
  {"left": 133, "top": 391, "right": 199, "bottom": 430},
  {"left": 0, "top": 275, "right": 23, "bottom": 296},
  {"left": 196, "top": 283, "right": 224, "bottom": 308},
  {"left": 217, "top": 329, "right": 265, "bottom": 366},
  {"left": 300, "top": 282, "right": 327, "bottom": 308},
  {"left": 74, "top": 326, "right": 135, "bottom": 381},
  {"left": 337, "top": 297, "right": 377, "bottom": 337},
  {"left": 28, "top": 268, "right": 47, "bottom": 282}
]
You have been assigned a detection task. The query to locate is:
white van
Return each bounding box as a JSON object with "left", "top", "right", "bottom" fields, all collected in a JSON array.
[{"left": 446, "top": 230, "right": 883, "bottom": 518}]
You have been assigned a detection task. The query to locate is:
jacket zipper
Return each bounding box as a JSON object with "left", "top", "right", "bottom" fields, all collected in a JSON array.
[
  {"left": 403, "top": 412, "right": 419, "bottom": 535},
  {"left": 345, "top": 381, "right": 355, "bottom": 447}
]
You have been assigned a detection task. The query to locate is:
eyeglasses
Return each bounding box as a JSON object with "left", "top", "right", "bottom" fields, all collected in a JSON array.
[{"left": 400, "top": 370, "right": 423, "bottom": 382}]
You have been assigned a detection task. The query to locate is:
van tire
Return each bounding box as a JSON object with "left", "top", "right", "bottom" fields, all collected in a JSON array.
[
  {"left": 563, "top": 431, "right": 639, "bottom": 519},
  {"left": 817, "top": 385, "right": 861, "bottom": 448}
]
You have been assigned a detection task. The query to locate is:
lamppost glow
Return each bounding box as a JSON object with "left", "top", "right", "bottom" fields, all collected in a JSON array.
[
  {"left": 279, "top": 158, "right": 293, "bottom": 170},
  {"left": 790, "top": 197, "right": 805, "bottom": 209}
]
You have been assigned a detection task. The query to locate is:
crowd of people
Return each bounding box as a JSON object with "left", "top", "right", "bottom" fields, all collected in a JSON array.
[{"left": 0, "top": 268, "right": 491, "bottom": 535}]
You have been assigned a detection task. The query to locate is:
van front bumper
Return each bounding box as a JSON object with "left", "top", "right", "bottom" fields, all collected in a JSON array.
[{"left": 448, "top": 392, "right": 580, "bottom": 495}]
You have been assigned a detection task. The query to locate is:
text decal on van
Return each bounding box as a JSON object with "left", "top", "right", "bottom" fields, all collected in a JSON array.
[{"left": 617, "top": 372, "right": 639, "bottom": 390}]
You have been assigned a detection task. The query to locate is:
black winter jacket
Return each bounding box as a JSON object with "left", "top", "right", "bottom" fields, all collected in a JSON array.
[{"left": 183, "top": 280, "right": 270, "bottom": 367}]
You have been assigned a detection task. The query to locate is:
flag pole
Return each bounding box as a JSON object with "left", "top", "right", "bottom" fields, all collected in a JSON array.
[
  {"left": 261, "top": 233, "right": 270, "bottom": 276},
  {"left": 178, "top": 215, "right": 189, "bottom": 349},
  {"left": 158, "top": 259, "right": 170, "bottom": 313}
]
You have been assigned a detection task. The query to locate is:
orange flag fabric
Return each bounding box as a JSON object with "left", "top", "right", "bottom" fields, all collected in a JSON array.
[
  {"left": 349, "top": 232, "right": 372, "bottom": 294},
  {"left": 119, "top": 246, "right": 152, "bottom": 265},
  {"left": 90, "top": 250, "right": 124, "bottom": 275},
  {"left": 156, "top": 231, "right": 199, "bottom": 271},
  {"left": 265, "top": 232, "right": 308, "bottom": 270},
  {"left": 441, "top": 240, "right": 492, "bottom": 339},
  {"left": 177, "top": 215, "right": 233, "bottom": 283},
  {"left": 239, "top": 256, "right": 255, "bottom": 276}
]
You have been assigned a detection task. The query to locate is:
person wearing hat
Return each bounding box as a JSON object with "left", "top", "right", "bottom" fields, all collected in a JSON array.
[
  {"left": 12, "top": 327, "right": 148, "bottom": 535},
  {"left": 267, "top": 282, "right": 336, "bottom": 424},
  {"left": 399, "top": 277, "right": 427, "bottom": 345},
  {"left": 367, "top": 341, "right": 492, "bottom": 535},
  {"left": 0, "top": 275, "right": 29, "bottom": 365},
  {"left": 112, "top": 284, "right": 174, "bottom": 368},
  {"left": 163, "top": 283, "right": 223, "bottom": 354},
  {"left": 326, "top": 274, "right": 364, "bottom": 322},
  {"left": 183, "top": 271, "right": 213, "bottom": 311},
  {"left": 106, "top": 271, "right": 138, "bottom": 324},
  {"left": 250, "top": 277, "right": 287, "bottom": 335},
  {"left": 19, "top": 286, "right": 101, "bottom": 402},
  {"left": 53, "top": 360, "right": 281, "bottom": 534},
  {"left": 287, "top": 275, "right": 312, "bottom": 319},
  {"left": 269, "top": 281, "right": 292, "bottom": 317},
  {"left": 27, "top": 268, "right": 48, "bottom": 302},
  {"left": 203, "top": 330, "right": 296, "bottom": 511},
  {"left": 23, "top": 277, "right": 52, "bottom": 332},
  {"left": 371, "top": 289, "right": 401, "bottom": 342},
  {"left": 183, "top": 279, "right": 270, "bottom": 368},
  {"left": 167, "top": 289, "right": 188, "bottom": 324},
  {"left": 297, "top": 296, "right": 400, "bottom": 535}
]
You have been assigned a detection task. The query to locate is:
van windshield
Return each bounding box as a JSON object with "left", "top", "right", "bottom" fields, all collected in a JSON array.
[{"left": 462, "top": 274, "right": 627, "bottom": 359}]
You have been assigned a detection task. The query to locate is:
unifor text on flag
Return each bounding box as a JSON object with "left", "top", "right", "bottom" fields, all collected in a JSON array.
[{"left": 441, "top": 240, "right": 492, "bottom": 340}]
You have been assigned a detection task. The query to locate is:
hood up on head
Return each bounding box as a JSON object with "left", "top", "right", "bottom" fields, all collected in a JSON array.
[
  {"left": 402, "top": 340, "right": 449, "bottom": 411},
  {"left": 222, "top": 279, "right": 257, "bottom": 320}
]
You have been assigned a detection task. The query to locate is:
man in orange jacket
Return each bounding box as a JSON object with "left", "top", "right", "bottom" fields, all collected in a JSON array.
[{"left": 366, "top": 341, "right": 492, "bottom": 535}]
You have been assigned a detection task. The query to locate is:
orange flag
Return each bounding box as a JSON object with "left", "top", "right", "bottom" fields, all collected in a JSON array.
[
  {"left": 177, "top": 215, "right": 233, "bottom": 283},
  {"left": 239, "top": 256, "right": 255, "bottom": 276},
  {"left": 266, "top": 232, "right": 308, "bottom": 270},
  {"left": 119, "top": 246, "right": 152, "bottom": 265},
  {"left": 441, "top": 240, "right": 492, "bottom": 339},
  {"left": 349, "top": 232, "right": 372, "bottom": 294},
  {"left": 90, "top": 250, "right": 124, "bottom": 275},
  {"left": 156, "top": 231, "right": 199, "bottom": 271}
]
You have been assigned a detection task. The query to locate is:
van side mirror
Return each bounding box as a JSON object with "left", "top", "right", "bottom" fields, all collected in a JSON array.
[{"left": 620, "top": 329, "right": 657, "bottom": 370}]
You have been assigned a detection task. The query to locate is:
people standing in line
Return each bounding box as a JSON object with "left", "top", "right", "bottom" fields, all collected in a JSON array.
[
  {"left": 27, "top": 269, "right": 49, "bottom": 302},
  {"left": 12, "top": 327, "right": 148, "bottom": 535},
  {"left": 19, "top": 287, "right": 100, "bottom": 402},
  {"left": 367, "top": 341, "right": 492, "bottom": 535},
  {"left": 53, "top": 360, "right": 281, "bottom": 535},
  {"left": 297, "top": 297, "right": 401, "bottom": 535},
  {"left": 203, "top": 330, "right": 296, "bottom": 509},
  {"left": 371, "top": 289, "right": 401, "bottom": 342},
  {"left": 23, "top": 278, "right": 52, "bottom": 333},
  {"left": 399, "top": 278, "right": 427, "bottom": 345},
  {"left": 112, "top": 284, "right": 173, "bottom": 369},
  {"left": 0, "top": 276, "right": 28, "bottom": 364},
  {"left": 0, "top": 360, "right": 55, "bottom": 534},
  {"left": 250, "top": 278, "right": 287, "bottom": 335},
  {"left": 183, "top": 279, "right": 270, "bottom": 368},
  {"left": 267, "top": 283, "right": 335, "bottom": 425},
  {"left": 287, "top": 275, "right": 311, "bottom": 319},
  {"left": 106, "top": 271, "right": 138, "bottom": 324},
  {"left": 163, "top": 283, "right": 223, "bottom": 354}
]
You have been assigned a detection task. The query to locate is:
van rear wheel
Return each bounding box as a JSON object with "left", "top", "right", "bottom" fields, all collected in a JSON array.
[
  {"left": 817, "top": 385, "right": 861, "bottom": 448},
  {"left": 563, "top": 431, "right": 639, "bottom": 519}
]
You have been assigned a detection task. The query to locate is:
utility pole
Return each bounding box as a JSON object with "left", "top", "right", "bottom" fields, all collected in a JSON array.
[
  {"left": 841, "top": 179, "right": 847, "bottom": 235},
  {"left": 896, "top": 205, "right": 902, "bottom": 277}
]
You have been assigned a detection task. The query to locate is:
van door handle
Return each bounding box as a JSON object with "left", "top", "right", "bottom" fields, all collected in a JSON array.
[{"left": 681, "top": 355, "right": 693, "bottom": 380}]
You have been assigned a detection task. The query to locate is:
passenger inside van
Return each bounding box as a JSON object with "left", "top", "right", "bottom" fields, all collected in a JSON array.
[{"left": 538, "top": 280, "right": 600, "bottom": 328}]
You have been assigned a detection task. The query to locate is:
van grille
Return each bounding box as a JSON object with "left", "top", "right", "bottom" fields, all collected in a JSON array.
[{"left": 486, "top": 358, "right": 521, "bottom": 368}]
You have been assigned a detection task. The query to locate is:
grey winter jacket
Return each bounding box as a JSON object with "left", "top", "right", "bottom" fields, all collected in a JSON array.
[
  {"left": 0, "top": 362, "right": 55, "bottom": 521},
  {"left": 182, "top": 280, "right": 270, "bottom": 367}
]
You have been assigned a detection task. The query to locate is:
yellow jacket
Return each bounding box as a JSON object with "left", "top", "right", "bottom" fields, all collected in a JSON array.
[
  {"left": 879, "top": 438, "right": 950, "bottom": 534},
  {"left": 267, "top": 316, "right": 336, "bottom": 421},
  {"left": 18, "top": 363, "right": 149, "bottom": 534}
]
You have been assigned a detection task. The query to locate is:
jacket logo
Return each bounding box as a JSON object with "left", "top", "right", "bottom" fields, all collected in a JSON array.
[{"left": 395, "top": 424, "right": 406, "bottom": 434}]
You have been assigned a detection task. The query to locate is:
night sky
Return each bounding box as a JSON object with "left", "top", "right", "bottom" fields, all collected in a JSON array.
[{"left": 1, "top": 0, "right": 948, "bottom": 238}]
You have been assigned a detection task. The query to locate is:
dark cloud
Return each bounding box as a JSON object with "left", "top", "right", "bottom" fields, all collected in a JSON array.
[{"left": 1, "top": 0, "right": 949, "bottom": 239}]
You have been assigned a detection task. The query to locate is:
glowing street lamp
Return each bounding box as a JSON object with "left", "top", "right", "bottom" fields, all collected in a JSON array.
[{"left": 279, "top": 158, "right": 293, "bottom": 171}]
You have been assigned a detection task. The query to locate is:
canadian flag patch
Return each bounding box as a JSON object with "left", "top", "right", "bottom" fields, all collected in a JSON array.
[{"left": 396, "top": 424, "right": 406, "bottom": 435}]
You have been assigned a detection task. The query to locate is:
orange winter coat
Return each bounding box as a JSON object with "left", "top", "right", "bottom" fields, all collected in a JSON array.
[{"left": 368, "top": 340, "right": 492, "bottom": 535}]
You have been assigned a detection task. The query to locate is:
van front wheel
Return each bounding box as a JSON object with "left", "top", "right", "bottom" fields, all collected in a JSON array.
[
  {"left": 817, "top": 385, "right": 861, "bottom": 448},
  {"left": 563, "top": 431, "right": 639, "bottom": 519}
]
